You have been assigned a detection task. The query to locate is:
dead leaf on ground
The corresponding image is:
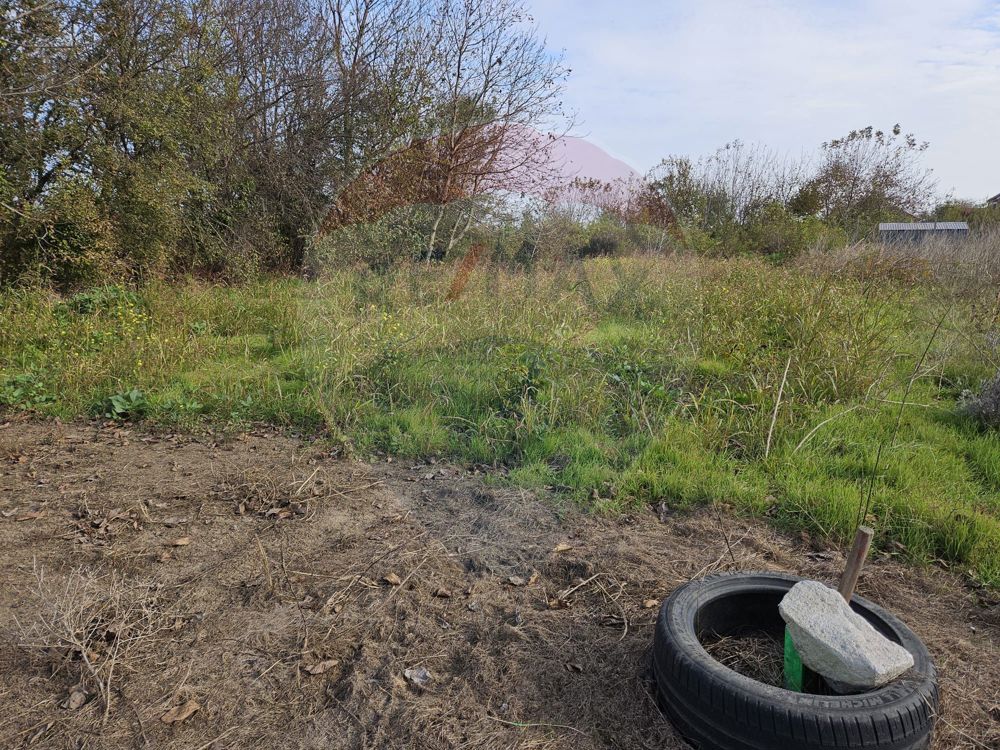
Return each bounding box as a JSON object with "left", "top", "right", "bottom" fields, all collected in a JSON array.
[
  {"left": 171, "top": 536, "right": 191, "bottom": 547},
  {"left": 160, "top": 699, "right": 200, "bottom": 724},
  {"left": 505, "top": 575, "right": 526, "bottom": 586},
  {"left": 304, "top": 659, "right": 339, "bottom": 675},
  {"left": 565, "top": 662, "right": 584, "bottom": 673},
  {"left": 383, "top": 573, "right": 402, "bottom": 586},
  {"left": 432, "top": 587, "right": 452, "bottom": 598},
  {"left": 552, "top": 542, "right": 573, "bottom": 553},
  {"left": 642, "top": 599, "right": 659, "bottom": 609}
]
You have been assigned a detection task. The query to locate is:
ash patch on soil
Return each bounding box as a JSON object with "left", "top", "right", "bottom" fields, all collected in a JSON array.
[
  {"left": 381, "top": 460, "right": 572, "bottom": 578},
  {"left": 0, "top": 416, "right": 997, "bottom": 749}
]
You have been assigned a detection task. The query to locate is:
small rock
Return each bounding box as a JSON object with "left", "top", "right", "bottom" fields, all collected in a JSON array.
[
  {"left": 779, "top": 580, "right": 914, "bottom": 691},
  {"left": 404, "top": 666, "right": 432, "bottom": 689},
  {"left": 62, "top": 689, "right": 87, "bottom": 710},
  {"left": 505, "top": 575, "right": 527, "bottom": 586},
  {"left": 642, "top": 599, "right": 659, "bottom": 609},
  {"left": 383, "top": 573, "right": 402, "bottom": 586}
]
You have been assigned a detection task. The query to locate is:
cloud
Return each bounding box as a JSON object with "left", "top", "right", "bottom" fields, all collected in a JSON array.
[{"left": 531, "top": 0, "right": 1000, "bottom": 199}]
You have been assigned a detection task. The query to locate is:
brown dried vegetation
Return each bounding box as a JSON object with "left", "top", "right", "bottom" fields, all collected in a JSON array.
[{"left": 0, "top": 417, "right": 997, "bottom": 749}]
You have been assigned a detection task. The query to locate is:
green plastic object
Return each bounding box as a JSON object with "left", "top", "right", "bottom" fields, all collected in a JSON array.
[{"left": 783, "top": 629, "right": 803, "bottom": 692}]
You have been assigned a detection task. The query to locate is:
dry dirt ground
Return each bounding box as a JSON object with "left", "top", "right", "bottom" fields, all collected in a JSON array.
[{"left": 0, "top": 416, "right": 997, "bottom": 750}]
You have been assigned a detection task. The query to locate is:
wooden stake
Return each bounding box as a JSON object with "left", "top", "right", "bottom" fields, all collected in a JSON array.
[{"left": 838, "top": 525, "right": 873, "bottom": 601}]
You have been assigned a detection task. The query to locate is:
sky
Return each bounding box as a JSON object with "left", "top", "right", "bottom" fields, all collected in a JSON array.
[{"left": 528, "top": 0, "right": 1000, "bottom": 201}]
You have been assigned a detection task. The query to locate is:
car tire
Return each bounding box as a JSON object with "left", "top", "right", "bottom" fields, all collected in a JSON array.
[{"left": 651, "top": 572, "right": 938, "bottom": 750}]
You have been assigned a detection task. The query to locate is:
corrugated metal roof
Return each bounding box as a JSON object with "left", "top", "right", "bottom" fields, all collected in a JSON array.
[{"left": 878, "top": 222, "right": 969, "bottom": 231}]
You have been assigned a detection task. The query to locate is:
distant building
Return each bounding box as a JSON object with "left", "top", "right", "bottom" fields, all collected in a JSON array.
[
  {"left": 878, "top": 222, "right": 969, "bottom": 244},
  {"left": 988, "top": 193, "right": 1000, "bottom": 206}
]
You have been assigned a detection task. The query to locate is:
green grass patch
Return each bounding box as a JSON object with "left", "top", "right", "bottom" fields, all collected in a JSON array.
[{"left": 2, "top": 257, "right": 999, "bottom": 585}]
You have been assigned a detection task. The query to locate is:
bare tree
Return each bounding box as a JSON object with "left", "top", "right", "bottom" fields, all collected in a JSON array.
[
  {"left": 801, "top": 124, "right": 937, "bottom": 238},
  {"left": 417, "top": 0, "right": 568, "bottom": 261}
]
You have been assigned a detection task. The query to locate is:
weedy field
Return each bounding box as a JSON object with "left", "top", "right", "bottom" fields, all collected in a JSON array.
[{"left": 2, "top": 253, "right": 999, "bottom": 585}]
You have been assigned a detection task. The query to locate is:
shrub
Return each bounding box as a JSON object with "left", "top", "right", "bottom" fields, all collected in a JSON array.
[
  {"left": 13, "top": 565, "right": 173, "bottom": 721},
  {"left": 308, "top": 212, "right": 426, "bottom": 271},
  {"left": 964, "top": 371, "right": 1000, "bottom": 428},
  {"left": 0, "top": 182, "right": 118, "bottom": 289},
  {"left": 576, "top": 216, "right": 628, "bottom": 258},
  {"left": 578, "top": 232, "right": 620, "bottom": 258},
  {"left": 59, "top": 286, "right": 141, "bottom": 316}
]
